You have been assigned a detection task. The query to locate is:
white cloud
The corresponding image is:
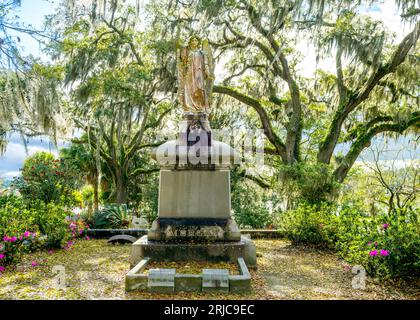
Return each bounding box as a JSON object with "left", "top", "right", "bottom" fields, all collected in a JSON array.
[
  {"left": 0, "top": 171, "right": 21, "bottom": 179},
  {"left": 354, "top": 159, "right": 420, "bottom": 171},
  {"left": 0, "top": 142, "right": 59, "bottom": 179}
]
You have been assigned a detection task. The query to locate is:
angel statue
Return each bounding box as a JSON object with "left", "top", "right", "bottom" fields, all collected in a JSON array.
[{"left": 177, "top": 35, "right": 214, "bottom": 115}]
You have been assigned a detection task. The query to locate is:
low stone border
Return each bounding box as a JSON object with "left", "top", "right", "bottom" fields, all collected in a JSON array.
[
  {"left": 87, "top": 229, "right": 148, "bottom": 238},
  {"left": 87, "top": 228, "right": 283, "bottom": 239},
  {"left": 241, "top": 229, "right": 284, "bottom": 239},
  {"left": 125, "top": 257, "right": 251, "bottom": 293}
]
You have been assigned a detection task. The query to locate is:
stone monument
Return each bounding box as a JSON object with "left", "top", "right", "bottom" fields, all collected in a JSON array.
[{"left": 126, "top": 35, "right": 256, "bottom": 293}]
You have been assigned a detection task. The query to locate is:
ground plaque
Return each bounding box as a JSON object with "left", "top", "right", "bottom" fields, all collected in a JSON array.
[
  {"left": 202, "top": 269, "right": 229, "bottom": 292},
  {"left": 148, "top": 268, "right": 176, "bottom": 293}
]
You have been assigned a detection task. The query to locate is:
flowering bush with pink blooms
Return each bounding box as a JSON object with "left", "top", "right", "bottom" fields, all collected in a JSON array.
[
  {"left": 66, "top": 218, "right": 89, "bottom": 239},
  {"left": 279, "top": 201, "right": 420, "bottom": 279},
  {"left": 336, "top": 206, "right": 420, "bottom": 279},
  {"left": 0, "top": 195, "right": 90, "bottom": 270},
  {"left": 0, "top": 231, "right": 38, "bottom": 265}
]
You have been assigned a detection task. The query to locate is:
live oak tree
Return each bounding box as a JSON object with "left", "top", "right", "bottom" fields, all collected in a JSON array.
[
  {"left": 147, "top": 0, "right": 419, "bottom": 201},
  {"left": 3, "top": 0, "right": 417, "bottom": 206},
  {"left": 59, "top": 3, "right": 172, "bottom": 203}
]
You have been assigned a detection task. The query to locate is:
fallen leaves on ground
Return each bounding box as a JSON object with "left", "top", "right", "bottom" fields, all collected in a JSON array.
[
  {"left": 145, "top": 261, "right": 240, "bottom": 275},
  {"left": 0, "top": 239, "right": 418, "bottom": 300}
]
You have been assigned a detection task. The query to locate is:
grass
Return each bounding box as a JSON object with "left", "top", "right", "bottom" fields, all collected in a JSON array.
[{"left": 0, "top": 239, "right": 418, "bottom": 300}]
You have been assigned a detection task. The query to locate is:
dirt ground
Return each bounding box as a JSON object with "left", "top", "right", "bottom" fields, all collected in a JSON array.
[{"left": 0, "top": 239, "right": 418, "bottom": 300}]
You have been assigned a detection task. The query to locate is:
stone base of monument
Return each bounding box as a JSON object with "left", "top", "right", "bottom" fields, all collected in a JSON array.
[
  {"left": 147, "top": 217, "right": 241, "bottom": 242},
  {"left": 125, "top": 256, "right": 251, "bottom": 293},
  {"left": 147, "top": 168, "right": 242, "bottom": 242},
  {"left": 130, "top": 235, "right": 256, "bottom": 268},
  {"left": 125, "top": 235, "right": 256, "bottom": 293},
  {"left": 125, "top": 118, "right": 256, "bottom": 293}
]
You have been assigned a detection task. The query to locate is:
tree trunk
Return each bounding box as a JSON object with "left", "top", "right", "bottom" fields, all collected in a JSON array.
[
  {"left": 115, "top": 169, "right": 128, "bottom": 204},
  {"left": 93, "top": 174, "right": 99, "bottom": 212},
  {"left": 115, "top": 184, "right": 128, "bottom": 204}
]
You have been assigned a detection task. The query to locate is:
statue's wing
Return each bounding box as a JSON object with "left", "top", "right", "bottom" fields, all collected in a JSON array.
[
  {"left": 177, "top": 46, "right": 188, "bottom": 106},
  {"left": 202, "top": 39, "right": 214, "bottom": 108},
  {"left": 202, "top": 38, "right": 214, "bottom": 76}
]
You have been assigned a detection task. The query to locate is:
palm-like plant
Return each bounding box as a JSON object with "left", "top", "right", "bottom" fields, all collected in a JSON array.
[{"left": 92, "top": 204, "right": 131, "bottom": 229}]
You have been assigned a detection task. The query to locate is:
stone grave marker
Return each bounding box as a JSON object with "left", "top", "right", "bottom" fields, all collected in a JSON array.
[
  {"left": 148, "top": 268, "right": 176, "bottom": 293},
  {"left": 202, "top": 269, "right": 229, "bottom": 292}
]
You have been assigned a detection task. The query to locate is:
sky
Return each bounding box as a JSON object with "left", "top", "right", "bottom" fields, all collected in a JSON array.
[
  {"left": 0, "top": 134, "right": 64, "bottom": 181},
  {"left": 9, "top": 0, "right": 60, "bottom": 59},
  {"left": 0, "top": 0, "right": 418, "bottom": 183}
]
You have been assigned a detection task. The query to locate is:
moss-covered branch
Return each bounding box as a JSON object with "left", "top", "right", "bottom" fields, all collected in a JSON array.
[
  {"left": 333, "top": 112, "right": 420, "bottom": 182},
  {"left": 236, "top": 168, "right": 271, "bottom": 189},
  {"left": 318, "top": 20, "right": 420, "bottom": 164},
  {"left": 213, "top": 84, "right": 288, "bottom": 163},
  {"left": 129, "top": 167, "right": 160, "bottom": 177}
]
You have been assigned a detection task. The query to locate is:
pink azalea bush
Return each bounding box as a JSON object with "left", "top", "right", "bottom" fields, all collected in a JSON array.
[
  {"left": 67, "top": 219, "right": 89, "bottom": 239},
  {"left": 0, "top": 195, "right": 91, "bottom": 267},
  {"left": 281, "top": 201, "right": 420, "bottom": 279},
  {"left": 337, "top": 206, "right": 420, "bottom": 279},
  {"left": 380, "top": 249, "right": 390, "bottom": 257},
  {"left": 0, "top": 230, "right": 39, "bottom": 265}
]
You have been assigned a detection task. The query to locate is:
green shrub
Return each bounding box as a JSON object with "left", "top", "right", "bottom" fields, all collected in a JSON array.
[
  {"left": 231, "top": 172, "right": 276, "bottom": 229},
  {"left": 233, "top": 197, "right": 274, "bottom": 229},
  {"left": 0, "top": 195, "right": 37, "bottom": 237},
  {"left": 0, "top": 199, "right": 72, "bottom": 250},
  {"left": 138, "top": 176, "right": 159, "bottom": 224},
  {"left": 12, "top": 151, "right": 79, "bottom": 205},
  {"left": 0, "top": 195, "right": 88, "bottom": 268},
  {"left": 31, "top": 202, "right": 71, "bottom": 249},
  {"left": 279, "top": 201, "right": 420, "bottom": 279},
  {"left": 0, "top": 196, "right": 44, "bottom": 265},
  {"left": 278, "top": 202, "right": 339, "bottom": 248},
  {"left": 337, "top": 206, "right": 420, "bottom": 278}
]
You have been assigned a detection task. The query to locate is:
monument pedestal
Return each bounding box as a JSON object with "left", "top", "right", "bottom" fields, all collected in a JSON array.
[
  {"left": 126, "top": 112, "right": 256, "bottom": 293},
  {"left": 130, "top": 235, "right": 257, "bottom": 269},
  {"left": 147, "top": 168, "right": 241, "bottom": 242}
]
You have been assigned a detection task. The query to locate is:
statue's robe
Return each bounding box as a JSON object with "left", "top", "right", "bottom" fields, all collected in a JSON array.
[{"left": 183, "top": 49, "right": 208, "bottom": 113}]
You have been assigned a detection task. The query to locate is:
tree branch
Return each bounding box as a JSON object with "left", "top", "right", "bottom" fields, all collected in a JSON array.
[
  {"left": 236, "top": 168, "right": 271, "bottom": 189},
  {"left": 129, "top": 167, "right": 160, "bottom": 177},
  {"left": 318, "top": 20, "right": 420, "bottom": 164},
  {"left": 333, "top": 112, "right": 420, "bottom": 182},
  {"left": 213, "top": 84, "right": 287, "bottom": 162}
]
